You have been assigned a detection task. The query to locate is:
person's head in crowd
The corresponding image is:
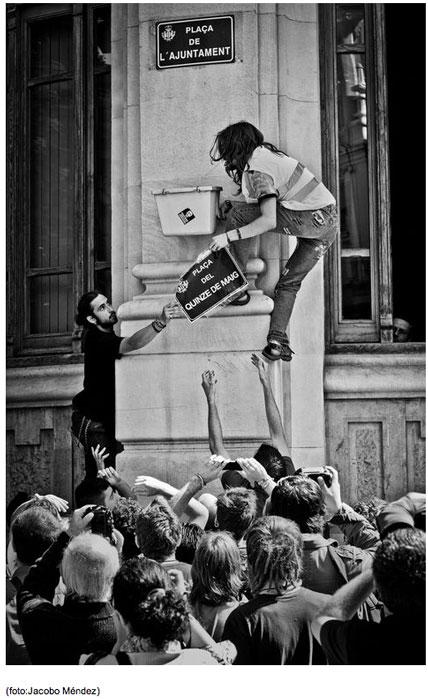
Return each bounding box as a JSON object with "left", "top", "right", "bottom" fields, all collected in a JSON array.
[
  {"left": 190, "top": 532, "right": 243, "bottom": 607},
  {"left": 61, "top": 532, "right": 120, "bottom": 602},
  {"left": 373, "top": 528, "right": 425, "bottom": 617},
  {"left": 113, "top": 557, "right": 188, "bottom": 650},
  {"left": 75, "top": 477, "right": 119, "bottom": 510},
  {"left": 7, "top": 492, "right": 30, "bottom": 529},
  {"left": 254, "top": 443, "right": 291, "bottom": 482},
  {"left": 136, "top": 496, "right": 182, "bottom": 562},
  {"left": 353, "top": 496, "right": 387, "bottom": 528},
  {"left": 216, "top": 487, "right": 258, "bottom": 543},
  {"left": 9, "top": 506, "right": 62, "bottom": 569},
  {"left": 175, "top": 523, "right": 204, "bottom": 565},
  {"left": 112, "top": 497, "right": 144, "bottom": 560},
  {"left": 268, "top": 475, "right": 325, "bottom": 533},
  {"left": 246, "top": 516, "right": 302, "bottom": 595}
]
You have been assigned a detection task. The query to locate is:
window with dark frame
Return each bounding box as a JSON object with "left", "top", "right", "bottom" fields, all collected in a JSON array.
[
  {"left": 319, "top": 3, "right": 425, "bottom": 347},
  {"left": 6, "top": 3, "right": 112, "bottom": 360}
]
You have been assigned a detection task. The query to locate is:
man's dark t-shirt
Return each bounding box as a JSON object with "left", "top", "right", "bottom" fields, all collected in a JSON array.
[
  {"left": 320, "top": 614, "right": 426, "bottom": 665},
  {"left": 73, "top": 327, "right": 123, "bottom": 435},
  {"left": 222, "top": 587, "right": 327, "bottom": 664}
]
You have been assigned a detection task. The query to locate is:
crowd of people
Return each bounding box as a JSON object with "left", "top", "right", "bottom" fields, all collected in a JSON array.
[{"left": 6, "top": 353, "right": 426, "bottom": 666}]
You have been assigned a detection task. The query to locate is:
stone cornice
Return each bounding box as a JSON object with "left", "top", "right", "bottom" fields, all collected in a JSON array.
[
  {"left": 7, "top": 364, "right": 83, "bottom": 407},
  {"left": 325, "top": 353, "right": 426, "bottom": 399}
]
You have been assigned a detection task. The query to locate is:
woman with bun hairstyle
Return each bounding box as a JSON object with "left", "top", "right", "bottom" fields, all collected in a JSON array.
[
  {"left": 82, "top": 557, "right": 224, "bottom": 665},
  {"left": 209, "top": 121, "right": 337, "bottom": 362}
]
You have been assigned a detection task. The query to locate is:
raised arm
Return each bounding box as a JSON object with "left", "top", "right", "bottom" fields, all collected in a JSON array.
[
  {"left": 169, "top": 456, "right": 226, "bottom": 522},
  {"left": 119, "top": 300, "right": 179, "bottom": 354},
  {"left": 251, "top": 354, "right": 290, "bottom": 457},
  {"left": 133, "top": 475, "right": 209, "bottom": 528},
  {"left": 311, "top": 568, "right": 374, "bottom": 644},
  {"left": 319, "top": 466, "right": 379, "bottom": 552},
  {"left": 201, "top": 370, "right": 231, "bottom": 459}
]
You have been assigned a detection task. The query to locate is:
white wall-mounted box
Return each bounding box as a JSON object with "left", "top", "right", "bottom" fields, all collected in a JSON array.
[{"left": 152, "top": 186, "right": 222, "bottom": 236}]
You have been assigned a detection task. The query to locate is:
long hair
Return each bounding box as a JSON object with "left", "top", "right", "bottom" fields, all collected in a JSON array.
[
  {"left": 113, "top": 557, "right": 189, "bottom": 649},
  {"left": 190, "top": 531, "right": 243, "bottom": 607},
  {"left": 246, "top": 516, "right": 302, "bottom": 595},
  {"left": 209, "top": 121, "right": 286, "bottom": 192}
]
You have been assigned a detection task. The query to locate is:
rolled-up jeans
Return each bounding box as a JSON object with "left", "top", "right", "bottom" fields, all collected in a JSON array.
[
  {"left": 71, "top": 409, "right": 124, "bottom": 478},
  {"left": 226, "top": 202, "right": 338, "bottom": 346}
]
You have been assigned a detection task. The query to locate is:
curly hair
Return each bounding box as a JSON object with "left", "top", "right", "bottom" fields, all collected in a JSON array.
[
  {"left": 113, "top": 557, "right": 189, "bottom": 649},
  {"left": 270, "top": 476, "right": 325, "bottom": 533},
  {"left": 254, "top": 443, "right": 294, "bottom": 482},
  {"left": 216, "top": 487, "right": 258, "bottom": 542},
  {"left": 209, "top": 121, "right": 286, "bottom": 192},
  {"left": 112, "top": 497, "right": 144, "bottom": 560},
  {"left": 190, "top": 531, "right": 243, "bottom": 607},
  {"left": 246, "top": 516, "right": 302, "bottom": 595},
  {"left": 373, "top": 528, "right": 425, "bottom": 616},
  {"left": 352, "top": 497, "right": 387, "bottom": 528},
  {"left": 136, "top": 497, "right": 182, "bottom": 560}
]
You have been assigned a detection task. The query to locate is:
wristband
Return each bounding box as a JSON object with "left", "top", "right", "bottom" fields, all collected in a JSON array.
[
  {"left": 195, "top": 473, "right": 206, "bottom": 489},
  {"left": 152, "top": 319, "right": 166, "bottom": 333},
  {"left": 225, "top": 232, "right": 231, "bottom": 245},
  {"left": 236, "top": 228, "right": 242, "bottom": 240}
]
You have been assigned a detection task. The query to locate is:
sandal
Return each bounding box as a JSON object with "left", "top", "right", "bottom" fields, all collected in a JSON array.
[{"left": 228, "top": 291, "right": 251, "bottom": 306}]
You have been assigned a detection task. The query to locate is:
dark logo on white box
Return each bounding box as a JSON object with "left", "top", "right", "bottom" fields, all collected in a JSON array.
[{"left": 178, "top": 208, "right": 195, "bottom": 224}]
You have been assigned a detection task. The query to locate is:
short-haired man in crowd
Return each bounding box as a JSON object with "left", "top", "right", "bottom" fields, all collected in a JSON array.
[
  {"left": 7, "top": 506, "right": 63, "bottom": 664},
  {"left": 311, "top": 527, "right": 426, "bottom": 664},
  {"left": 267, "top": 466, "right": 380, "bottom": 601},
  {"left": 136, "top": 497, "right": 193, "bottom": 585},
  {"left": 17, "top": 506, "right": 121, "bottom": 665},
  {"left": 222, "top": 516, "right": 327, "bottom": 664},
  {"left": 72, "top": 291, "right": 179, "bottom": 476}
]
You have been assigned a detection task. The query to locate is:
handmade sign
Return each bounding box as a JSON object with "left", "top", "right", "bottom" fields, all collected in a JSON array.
[{"left": 175, "top": 248, "right": 248, "bottom": 322}]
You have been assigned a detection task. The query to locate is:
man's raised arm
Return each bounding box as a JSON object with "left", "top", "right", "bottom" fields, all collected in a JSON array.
[
  {"left": 251, "top": 354, "right": 290, "bottom": 457},
  {"left": 119, "top": 300, "right": 179, "bottom": 354},
  {"left": 201, "top": 370, "right": 231, "bottom": 459}
]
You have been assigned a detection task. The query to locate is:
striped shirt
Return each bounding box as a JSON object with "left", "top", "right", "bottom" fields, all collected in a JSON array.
[{"left": 242, "top": 146, "right": 335, "bottom": 211}]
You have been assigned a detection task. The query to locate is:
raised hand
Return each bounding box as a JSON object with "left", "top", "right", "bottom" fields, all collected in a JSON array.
[
  {"left": 251, "top": 353, "right": 270, "bottom": 385},
  {"left": 98, "top": 466, "right": 122, "bottom": 489},
  {"left": 236, "top": 457, "right": 269, "bottom": 487},
  {"left": 133, "top": 475, "right": 170, "bottom": 497},
  {"left": 168, "top": 568, "right": 187, "bottom": 596},
  {"left": 317, "top": 466, "right": 342, "bottom": 519},
  {"left": 198, "top": 454, "right": 229, "bottom": 485},
  {"left": 34, "top": 493, "right": 69, "bottom": 516},
  {"left": 201, "top": 369, "right": 217, "bottom": 399},
  {"left": 160, "top": 299, "right": 181, "bottom": 324},
  {"left": 91, "top": 444, "right": 110, "bottom": 472},
  {"left": 69, "top": 505, "right": 95, "bottom": 537}
]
